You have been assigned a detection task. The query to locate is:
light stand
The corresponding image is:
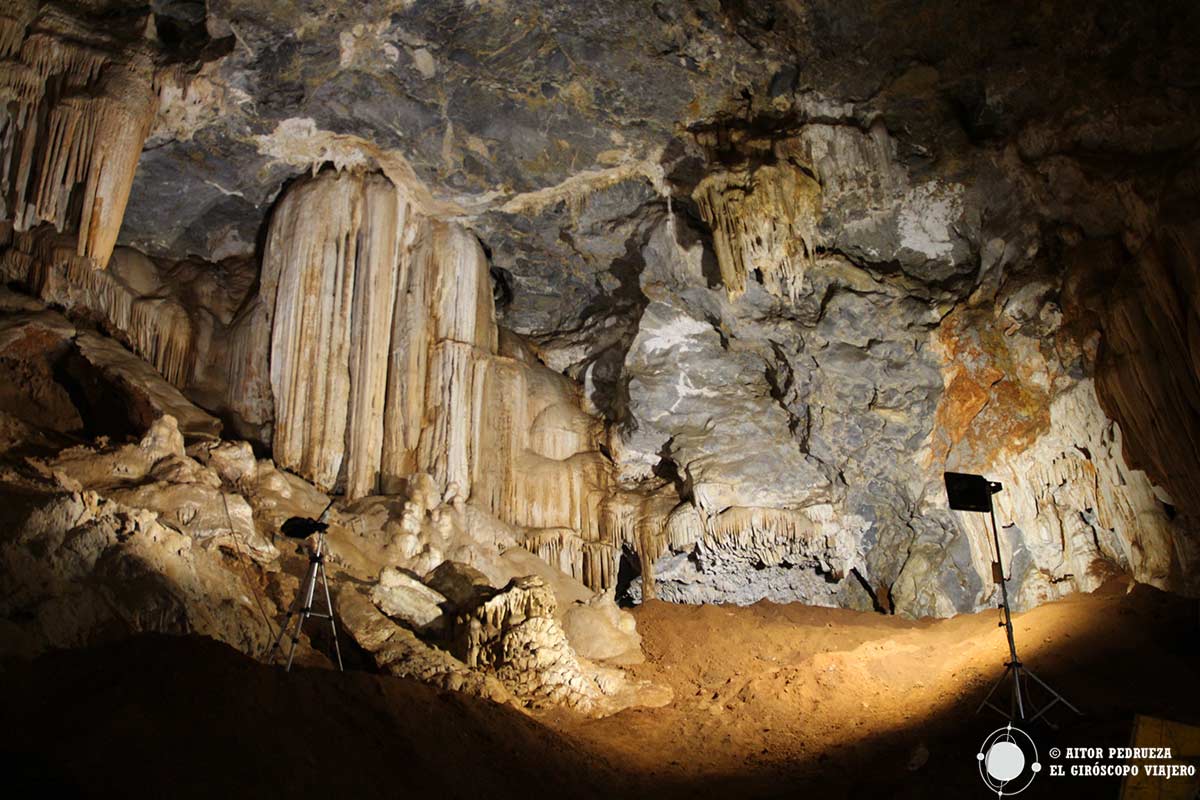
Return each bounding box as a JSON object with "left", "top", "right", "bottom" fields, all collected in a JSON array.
[
  {"left": 267, "top": 503, "right": 344, "bottom": 672},
  {"left": 944, "top": 472, "right": 1081, "bottom": 725}
]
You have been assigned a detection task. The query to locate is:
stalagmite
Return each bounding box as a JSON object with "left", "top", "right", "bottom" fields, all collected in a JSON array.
[
  {"left": 0, "top": 4, "right": 157, "bottom": 269},
  {"left": 693, "top": 156, "right": 822, "bottom": 301},
  {"left": 451, "top": 575, "right": 614, "bottom": 713}
]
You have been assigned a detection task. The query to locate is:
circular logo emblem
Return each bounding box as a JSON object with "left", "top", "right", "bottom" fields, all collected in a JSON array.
[{"left": 977, "top": 724, "right": 1042, "bottom": 796}]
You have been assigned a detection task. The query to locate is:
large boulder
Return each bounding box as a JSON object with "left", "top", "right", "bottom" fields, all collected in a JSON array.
[{"left": 370, "top": 567, "right": 447, "bottom": 632}]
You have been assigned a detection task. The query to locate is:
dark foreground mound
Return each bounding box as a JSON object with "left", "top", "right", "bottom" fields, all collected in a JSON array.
[
  {"left": 0, "top": 634, "right": 621, "bottom": 799},
  {"left": 3, "top": 583, "right": 1199, "bottom": 799}
]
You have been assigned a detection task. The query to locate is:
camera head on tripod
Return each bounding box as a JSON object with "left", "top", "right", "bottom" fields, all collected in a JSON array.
[
  {"left": 280, "top": 499, "right": 337, "bottom": 542},
  {"left": 280, "top": 516, "right": 329, "bottom": 539}
]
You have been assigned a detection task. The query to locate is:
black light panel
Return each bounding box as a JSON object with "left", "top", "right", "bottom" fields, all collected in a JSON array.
[{"left": 944, "top": 471, "right": 996, "bottom": 513}]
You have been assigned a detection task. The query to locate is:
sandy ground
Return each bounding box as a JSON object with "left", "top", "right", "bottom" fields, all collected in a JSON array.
[
  {"left": 3, "top": 580, "right": 1197, "bottom": 799},
  {"left": 555, "top": 579, "right": 1200, "bottom": 798}
]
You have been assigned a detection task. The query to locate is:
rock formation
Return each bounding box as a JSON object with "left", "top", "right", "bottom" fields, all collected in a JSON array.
[
  {"left": 693, "top": 144, "right": 821, "bottom": 302},
  {"left": 1, "top": 0, "right": 158, "bottom": 269},
  {"left": 0, "top": 0, "right": 1198, "bottom": 720}
]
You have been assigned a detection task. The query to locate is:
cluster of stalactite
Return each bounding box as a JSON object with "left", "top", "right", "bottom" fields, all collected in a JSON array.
[
  {"left": 0, "top": 228, "right": 193, "bottom": 384},
  {"left": 593, "top": 487, "right": 845, "bottom": 597},
  {"left": 261, "top": 169, "right": 848, "bottom": 595},
  {"left": 692, "top": 152, "right": 821, "bottom": 302},
  {"left": 0, "top": 1, "right": 159, "bottom": 270},
  {"left": 518, "top": 528, "right": 619, "bottom": 591},
  {"left": 262, "top": 170, "right": 615, "bottom": 527}
]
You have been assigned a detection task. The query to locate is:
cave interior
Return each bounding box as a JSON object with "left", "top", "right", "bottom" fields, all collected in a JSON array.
[{"left": 1, "top": 0, "right": 1199, "bottom": 797}]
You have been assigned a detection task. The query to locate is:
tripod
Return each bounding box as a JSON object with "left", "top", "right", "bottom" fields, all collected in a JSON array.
[
  {"left": 267, "top": 524, "right": 344, "bottom": 672},
  {"left": 976, "top": 499, "right": 1080, "bottom": 724}
]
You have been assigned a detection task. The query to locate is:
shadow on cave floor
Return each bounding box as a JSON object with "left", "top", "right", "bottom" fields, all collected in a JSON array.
[{"left": 1, "top": 581, "right": 1197, "bottom": 800}]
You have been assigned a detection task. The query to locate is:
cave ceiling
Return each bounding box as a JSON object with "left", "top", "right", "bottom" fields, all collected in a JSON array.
[{"left": 121, "top": 0, "right": 1199, "bottom": 332}]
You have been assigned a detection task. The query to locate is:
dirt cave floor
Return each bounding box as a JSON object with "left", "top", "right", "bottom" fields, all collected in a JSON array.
[{"left": 3, "top": 580, "right": 1198, "bottom": 800}]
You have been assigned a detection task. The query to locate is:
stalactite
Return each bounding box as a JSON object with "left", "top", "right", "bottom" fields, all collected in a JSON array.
[
  {"left": 693, "top": 158, "right": 821, "bottom": 302},
  {"left": 413, "top": 222, "right": 498, "bottom": 492},
  {"left": 0, "top": 1, "right": 35, "bottom": 59},
  {"left": 265, "top": 171, "right": 389, "bottom": 492},
  {"left": 663, "top": 501, "right": 704, "bottom": 550},
  {"left": 343, "top": 178, "right": 407, "bottom": 500},
  {"left": 599, "top": 489, "right": 679, "bottom": 553},
  {"left": 379, "top": 216, "right": 433, "bottom": 489},
  {"left": 472, "top": 356, "right": 527, "bottom": 515},
  {"left": 596, "top": 489, "right": 685, "bottom": 598},
  {"left": 262, "top": 171, "right": 616, "bottom": 581},
  {"left": 519, "top": 528, "right": 619, "bottom": 591},
  {"left": 1, "top": 228, "right": 193, "bottom": 385},
  {"left": 0, "top": 5, "right": 156, "bottom": 269},
  {"left": 419, "top": 340, "right": 481, "bottom": 492}
]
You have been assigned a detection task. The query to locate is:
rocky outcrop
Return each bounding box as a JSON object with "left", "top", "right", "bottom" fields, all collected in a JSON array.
[
  {"left": 1064, "top": 230, "right": 1200, "bottom": 521},
  {"left": 0, "top": 420, "right": 276, "bottom": 659},
  {"left": 0, "top": 302, "right": 664, "bottom": 718},
  {"left": 451, "top": 575, "right": 666, "bottom": 714},
  {"left": 371, "top": 566, "right": 447, "bottom": 632}
]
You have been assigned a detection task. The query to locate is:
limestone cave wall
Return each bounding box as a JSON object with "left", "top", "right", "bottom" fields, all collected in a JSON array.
[{"left": 0, "top": 0, "right": 1197, "bottom": 624}]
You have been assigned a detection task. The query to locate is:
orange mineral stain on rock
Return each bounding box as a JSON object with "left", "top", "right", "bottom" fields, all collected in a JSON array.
[{"left": 930, "top": 307, "right": 1052, "bottom": 470}]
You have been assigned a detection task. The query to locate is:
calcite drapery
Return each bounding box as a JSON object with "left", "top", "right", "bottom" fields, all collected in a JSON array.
[
  {"left": 693, "top": 155, "right": 821, "bottom": 302},
  {"left": 262, "top": 171, "right": 415, "bottom": 497},
  {"left": 263, "top": 169, "right": 618, "bottom": 537},
  {"left": 262, "top": 170, "right": 630, "bottom": 588},
  {"left": 263, "top": 169, "right": 506, "bottom": 499},
  {"left": 0, "top": 2, "right": 157, "bottom": 269}
]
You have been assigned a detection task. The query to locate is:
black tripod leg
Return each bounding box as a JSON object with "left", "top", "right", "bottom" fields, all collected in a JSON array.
[
  {"left": 318, "top": 560, "right": 344, "bottom": 671},
  {"left": 1013, "top": 664, "right": 1027, "bottom": 720},
  {"left": 267, "top": 609, "right": 293, "bottom": 663},
  {"left": 267, "top": 574, "right": 305, "bottom": 663},
  {"left": 978, "top": 665, "right": 1010, "bottom": 714},
  {"left": 285, "top": 558, "right": 321, "bottom": 672},
  {"left": 1024, "top": 667, "right": 1082, "bottom": 716}
]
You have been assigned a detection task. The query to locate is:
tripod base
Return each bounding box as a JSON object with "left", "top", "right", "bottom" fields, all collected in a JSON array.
[
  {"left": 266, "top": 534, "right": 343, "bottom": 672},
  {"left": 978, "top": 659, "right": 1081, "bottom": 726}
]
